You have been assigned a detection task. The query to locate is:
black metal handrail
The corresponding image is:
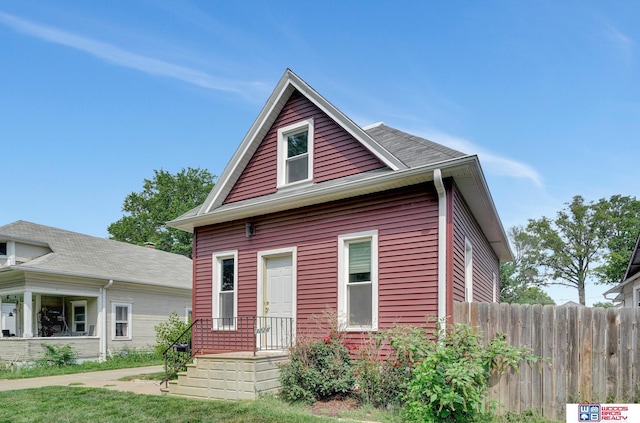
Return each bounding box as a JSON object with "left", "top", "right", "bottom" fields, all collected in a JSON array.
[{"left": 161, "top": 316, "right": 294, "bottom": 387}]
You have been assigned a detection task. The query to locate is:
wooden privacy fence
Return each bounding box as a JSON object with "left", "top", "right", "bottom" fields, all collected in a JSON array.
[{"left": 453, "top": 302, "right": 640, "bottom": 421}]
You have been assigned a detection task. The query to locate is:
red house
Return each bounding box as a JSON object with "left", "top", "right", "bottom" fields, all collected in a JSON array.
[{"left": 166, "top": 70, "right": 511, "bottom": 399}]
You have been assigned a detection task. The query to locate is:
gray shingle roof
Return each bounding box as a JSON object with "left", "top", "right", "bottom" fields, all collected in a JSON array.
[
  {"left": 365, "top": 123, "right": 466, "bottom": 168},
  {"left": 0, "top": 220, "right": 191, "bottom": 290}
]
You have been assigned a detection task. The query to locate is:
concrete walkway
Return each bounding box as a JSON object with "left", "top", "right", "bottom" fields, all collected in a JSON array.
[{"left": 0, "top": 365, "right": 165, "bottom": 396}]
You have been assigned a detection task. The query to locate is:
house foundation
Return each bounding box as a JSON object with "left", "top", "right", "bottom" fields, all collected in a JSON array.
[{"left": 165, "top": 351, "right": 289, "bottom": 400}]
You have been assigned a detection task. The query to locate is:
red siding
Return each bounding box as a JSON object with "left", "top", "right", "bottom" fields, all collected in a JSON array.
[
  {"left": 224, "top": 90, "right": 386, "bottom": 204},
  {"left": 450, "top": 182, "right": 499, "bottom": 303},
  {"left": 193, "top": 184, "right": 439, "bottom": 351}
]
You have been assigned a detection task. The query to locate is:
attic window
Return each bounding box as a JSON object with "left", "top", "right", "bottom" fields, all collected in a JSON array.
[{"left": 277, "top": 119, "right": 314, "bottom": 188}]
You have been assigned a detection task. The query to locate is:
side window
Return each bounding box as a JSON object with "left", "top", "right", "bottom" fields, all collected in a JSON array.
[
  {"left": 465, "top": 238, "right": 473, "bottom": 302},
  {"left": 112, "top": 303, "right": 132, "bottom": 339},
  {"left": 338, "top": 230, "right": 378, "bottom": 331},
  {"left": 492, "top": 272, "right": 498, "bottom": 302},
  {"left": 213, "top": 251, "right": 238, "bottom": 329},
  {"left": 277, "top": 119, "right": 314, "bottom": 188},
  {"left": 71, "top": 300, "right": 87, "bottom": 333}
]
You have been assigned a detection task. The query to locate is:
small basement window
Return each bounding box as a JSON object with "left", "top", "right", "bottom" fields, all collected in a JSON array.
[{"left": 277, "top": 119, "right": 314, "bottom": 188}]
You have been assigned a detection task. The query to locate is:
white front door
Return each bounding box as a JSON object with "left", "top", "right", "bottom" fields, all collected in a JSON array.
[
  {"left": 258, "top": 252, "right": 295, "bottom": 349},
  {"left": 265, "top": 255, "right": 293, "bottom": 318}
]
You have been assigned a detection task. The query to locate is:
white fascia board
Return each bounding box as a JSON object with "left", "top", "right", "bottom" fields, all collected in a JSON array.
[
  {"left": 453, "top": 158, "right": 513, "bottom": 262},
  {"left": 286, "top": 74, "right": 405, "bottom": 171},
  {"left": 174, "top": 156, "right": 475, "bottom": 230},
  {"left": 14, "top": 266, "right": 190, "bottom": 291},
  {"left": 200, "top": 75, "right": 295, "bottom": 215},
  {"left": 604, "top": 271, "right": 640, "bottom": 296},
  {"left": 199, "top": 70, "right": 406, "bottom": 215}
]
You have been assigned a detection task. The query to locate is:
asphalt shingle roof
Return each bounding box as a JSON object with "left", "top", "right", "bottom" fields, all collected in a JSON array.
[
  {"left": 365, "top": 123, "right": 466, "bottom": 168},
  {"left": 0, "top": 221, "right": 191, "bottom": 290}
]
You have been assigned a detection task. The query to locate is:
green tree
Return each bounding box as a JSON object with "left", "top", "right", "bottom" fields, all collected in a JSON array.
[
  {"left": 594, "top": 195, "right": 640, "bottom": 285},
  {"left": 108, "top": 168, "right": 215, "bottom": 257},
  {"left": 592, "top": 301, "right": 614, "bottom": 309},
  {"left": 512, "top": 286, "right": 555, "bottom": 305},
  {"left": 526, "top": 196, "right": 607, "bottom": 306},
  {"left": 500, "top": 226, "right": 547, "bottom": 304}
]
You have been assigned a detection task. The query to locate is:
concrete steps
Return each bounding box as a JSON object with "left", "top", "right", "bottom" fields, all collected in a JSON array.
[{"left": 166, "top": 351, "right": 289, "bottom": 400}]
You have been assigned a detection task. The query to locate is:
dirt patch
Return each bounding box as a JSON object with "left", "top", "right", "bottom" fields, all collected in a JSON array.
[{"left": 308, "top": 397, "right": 361, "bottom": 418}]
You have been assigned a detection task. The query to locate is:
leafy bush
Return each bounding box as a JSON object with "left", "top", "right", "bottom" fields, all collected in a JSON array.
[
  {"left": 402, "top": 322, "right": 541, "bottom": 423},
  {"left": 279, "top": 330, "right": 355, "bottom": 404},
  {"left": 37, "top": 343, "right": 77, "bottom": 367},
  {"left": 154, "top": 311, "right": 192, "bottom": 373},
  {"left": 352, "top": 329, "right": 416, "bottom": 409},
  {"left": 154, "top": 311, "right": 191, "bottom": 354}
]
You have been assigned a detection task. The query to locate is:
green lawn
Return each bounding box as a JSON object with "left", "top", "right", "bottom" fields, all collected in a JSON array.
[
  {"left": 0, "top": 351, "right": 162, "bottom": 380},
  {"left": 0, "top": 387, "right": 334, "bottom": 423},
  {"left": 0, "top": 386, "right": 563, "bottom": 423}
]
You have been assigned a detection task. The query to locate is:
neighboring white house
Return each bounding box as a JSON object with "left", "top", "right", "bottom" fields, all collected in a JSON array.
[
  {"left": 604, "top": 233, "right": 640, "bottom": 307},
  {"left": 0, "top": 220, "right": 192, "bottom": 363}
]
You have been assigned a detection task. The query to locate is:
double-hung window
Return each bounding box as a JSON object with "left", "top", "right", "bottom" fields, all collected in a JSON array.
[
  {"left": 112, "top": 303, "right": 132, "bottom": 339},
  {"left": 338, "top": 230, "right": 378, "bottom": 331},
  {"left": 277, "top": 119, "right": 314, "bottom": 188},
  {"left": 71, "top": 300, "right": 87, "bottom": 333},
  {"left": 213, "top": 251, "right": 238, "bottom": 329}
]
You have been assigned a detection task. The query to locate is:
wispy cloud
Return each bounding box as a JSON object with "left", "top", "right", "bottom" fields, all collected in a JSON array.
[
  {"left": 604, "top": 23, "right": 634, "bottom": 64},
  {"left": 422, "top": 130, "right": 543, "bottom": 188},
  {"left": 0, "top": 12, "right": 267, "bottom": 97}
]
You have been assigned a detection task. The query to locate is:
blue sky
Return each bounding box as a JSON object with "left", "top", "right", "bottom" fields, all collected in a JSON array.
[{"left": 1, "top": 1, "right": 638, "bottom": 305}]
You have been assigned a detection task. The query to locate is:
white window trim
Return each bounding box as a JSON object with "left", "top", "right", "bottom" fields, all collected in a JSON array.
[
  {"left": 633, "top": 285, "right": 640, "bottom": 308},
  {"left": 465, "top": 238, "right": 473, "bottom": 302},
  {"left": 111, "top": 302, "right": 132, "bottom": 340},
  {"left": 492, "top": 272, "right": 498, "bottom": 303},
  {"left": 212, "top": 250, "right": 238, "bottom": 330},
  {"left": 338, "top": 230, "right": 378, "bottom": 332},
  {"left": 277, "top": 118, "right": 314, "bottom": 189},
  {"left": 185, "top": 306, "right": 192, "bottom": 322},
  {"left": 71, "top": 300, "right": 87, "bottom": 334}
]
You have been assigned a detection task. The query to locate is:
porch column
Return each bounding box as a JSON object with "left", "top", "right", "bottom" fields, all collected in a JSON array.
[{"left": 23, "top": 291, "right": 33, "bottom": 338}]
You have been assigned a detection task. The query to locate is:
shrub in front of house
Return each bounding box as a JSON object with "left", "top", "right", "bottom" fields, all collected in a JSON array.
[
  {"left": 279, "top": 317, "right": 543, "bottom": 422},
  {"left": 37, "top": 343, "right": 78, "bottom": 367},
  {"left": 401, "top": 322, "right": 542, "bottom": 423},
  {"left": 278, "top": 330, "right": 354, "bottom": 404}
]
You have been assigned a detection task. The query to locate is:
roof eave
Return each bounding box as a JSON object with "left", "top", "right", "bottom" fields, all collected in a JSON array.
[
  {"left": 1, "top": 266, "right": 191, "bottom": 291},
  {"left": 169, "top": 155, "right": 513, "bottom": 262},
  {"left": 197, "top": 69, "right": 407, "bottom": 216}
]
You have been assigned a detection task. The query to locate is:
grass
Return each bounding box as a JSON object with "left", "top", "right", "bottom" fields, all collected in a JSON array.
[
  {"left": 0, "top": 347, "right": 560, "bottom": 423},
  {"left": 0, "top": 349, "right": 162, "bottom": 380},
  {"left": 0, "top": 386, "right": 563, "bottom": 423},
  {"left": 0, "top": 387, "right": 334, "bottom": 423}
]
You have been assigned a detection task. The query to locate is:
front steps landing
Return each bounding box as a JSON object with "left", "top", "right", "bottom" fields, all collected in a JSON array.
[{"left": 166, "top": 351, "right": 289, "bottom": 400}]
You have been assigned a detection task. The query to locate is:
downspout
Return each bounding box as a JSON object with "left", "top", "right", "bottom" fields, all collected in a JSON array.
[
  {"left": 100, "top": 279, "right": 113, "bottom": 361},
  {"left": 433, "top": 169, "right": 447, "bottom": 332}
]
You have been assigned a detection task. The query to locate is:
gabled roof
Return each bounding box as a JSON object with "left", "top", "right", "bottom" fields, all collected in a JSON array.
[
  {"left": 197, "top": 69, "right": 407, "bottom": 215},
  {"left": 604, "top": 232, "right": 640, "bottom": 299},
  {"left": 623, "top": 233, "right": 640, "bottom": 282},
  {"left": 168, "top": 70, "right": 512, "bottom": 262},
  {"left": 0, "top": 220, "right": 192, "bottom": 290}
]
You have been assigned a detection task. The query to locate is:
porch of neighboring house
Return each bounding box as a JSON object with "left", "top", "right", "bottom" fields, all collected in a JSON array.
[
  {"left": 0, "top": 292, "right": 100, "bottom": 364},
  {"left": 163, "top": 316, "right": 293, "bottom": 400}
]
